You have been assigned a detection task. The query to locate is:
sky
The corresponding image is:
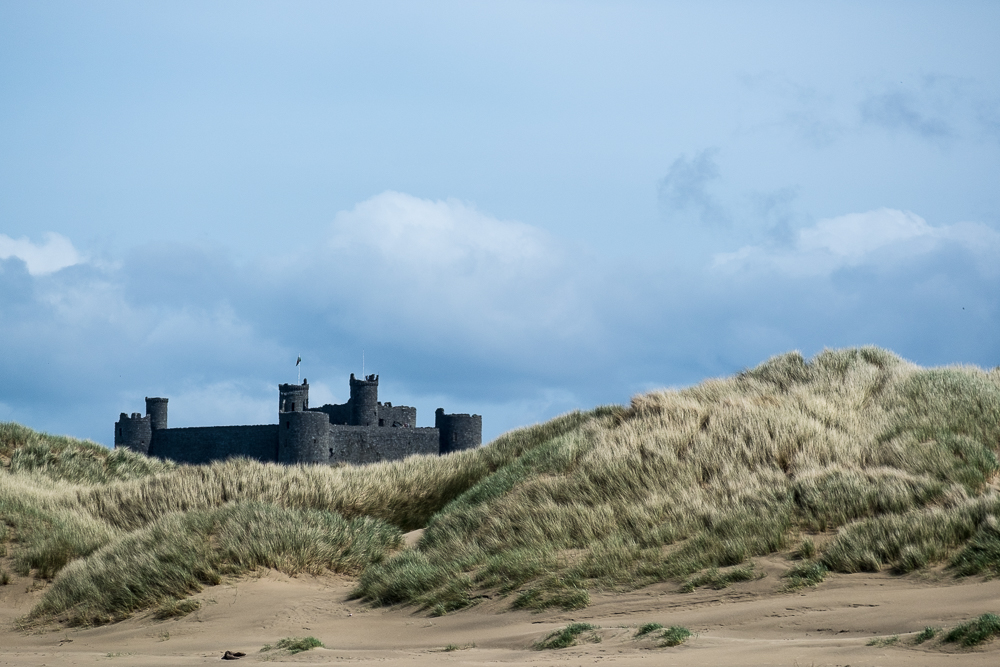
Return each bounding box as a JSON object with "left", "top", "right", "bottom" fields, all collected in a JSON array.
[{"left": 1, "top": 1, "right": 998, "bottom": 445}]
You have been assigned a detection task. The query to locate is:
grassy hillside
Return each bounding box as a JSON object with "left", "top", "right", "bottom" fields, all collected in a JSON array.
[{"left": 2, "top": 347, "right": 999, "bottom": 626}]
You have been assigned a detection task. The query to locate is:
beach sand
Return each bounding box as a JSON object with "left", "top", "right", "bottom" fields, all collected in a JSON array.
[{"left": 2, "top": 549, "right": 998, "bottom": 666}]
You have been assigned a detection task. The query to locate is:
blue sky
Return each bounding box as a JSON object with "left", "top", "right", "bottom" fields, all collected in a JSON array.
[{"left": 1, "top": 1, "right": 998, "bottom": 445}]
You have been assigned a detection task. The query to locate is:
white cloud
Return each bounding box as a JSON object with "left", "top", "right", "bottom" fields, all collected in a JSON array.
[
  {"left": 329, "top": 191, "right": 551, "bottom": 269},
  {"left": 713, "top": 208, "right": 1000, "bottom": 277},
  {"left": 279, "top": 191, "right": 600, "bottom": 353},
  {"left": 0, "top": 232, "right": 83, "bottom": 275}
]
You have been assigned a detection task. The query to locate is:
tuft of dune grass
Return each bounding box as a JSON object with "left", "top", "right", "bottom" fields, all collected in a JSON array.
[
  {"left": 535, "top": 623, "right": 599, "bottom": 650},
  {"left": 943, "top": 613, "right": 1000, "bottom": 647},
  {"left": 660, "top": 626, "right": 692, "bottom": 647},
  {"left": 28, "top": 502, "right": 401, "bottom": 626},
  {"left": 273, "top": 636, "right": 324, "bottom": 654}
]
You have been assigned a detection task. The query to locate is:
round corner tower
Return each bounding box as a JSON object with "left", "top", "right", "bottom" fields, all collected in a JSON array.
[
  {"left": 145, "top": 397, "right": 168, "bottom": 431},
  {"left": 349, "top": 373, "right": 379, "bottom": 426},
  {"left": 278, "top": 379, "right": 309, "bottom": 413},
  {"left": 277, "top": 409, "right": 330, "bottom": 464},
  {"left": 435, "top": 409, "right": 482, "bottom": 455}
]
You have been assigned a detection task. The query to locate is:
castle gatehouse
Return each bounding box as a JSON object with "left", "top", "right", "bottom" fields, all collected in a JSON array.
[{"left": 114, "top": 374, "right": 482, "bottom": 465}]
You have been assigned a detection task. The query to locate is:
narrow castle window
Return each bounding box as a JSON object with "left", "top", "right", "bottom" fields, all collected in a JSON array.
[
  {"left": 286, "top": 421, "right": 290, "bottom": 429},
  {"left": 379, "top": 419, "right": 384, "bottom": 427},
  {"left": 291, "top": 402, "right": 295, "bottom": 411}
]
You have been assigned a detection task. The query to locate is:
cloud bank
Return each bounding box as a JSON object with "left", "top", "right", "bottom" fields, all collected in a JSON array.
[
  {"left": 713, "top": 208, "right": 1000, "bottom": 277},
  {"left": 2, "top": 194, "right": 997, "bottom": 446}
]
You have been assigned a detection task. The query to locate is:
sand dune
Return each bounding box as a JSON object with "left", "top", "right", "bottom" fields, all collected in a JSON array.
[
  {"left": 3, "top": 352, "right": 999, "bottom": 665},
  {"left": 3, "top": 556, "right": 998, "bottom": 666}
]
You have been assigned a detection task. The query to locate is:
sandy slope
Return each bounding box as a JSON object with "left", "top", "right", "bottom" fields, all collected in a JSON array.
[{"left": 2, "top": 552, "right": 998, "bottom": 666}]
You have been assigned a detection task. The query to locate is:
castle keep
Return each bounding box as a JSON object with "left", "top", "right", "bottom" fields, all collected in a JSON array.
[{"left": 114, "top": 374, "right": 482, "bottom": 465}]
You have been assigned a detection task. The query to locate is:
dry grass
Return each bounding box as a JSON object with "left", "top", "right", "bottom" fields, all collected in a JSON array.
[
  {"left": 3, "top": 346, "right": 999, "bottom": 624},
  {"left": 356, "top": 347, "right": 1000, "bottom": 612}
]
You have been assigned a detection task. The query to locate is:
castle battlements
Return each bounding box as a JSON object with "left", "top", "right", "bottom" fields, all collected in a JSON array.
[{"left": 115, "top": 375, "right": 481, "bottom": 465}]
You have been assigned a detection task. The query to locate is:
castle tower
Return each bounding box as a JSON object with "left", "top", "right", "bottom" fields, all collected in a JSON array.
[
  {"left": 114, "top": 412, "right": 152, "bottom": 455},
  {"left": 145, "top": 397, "right": 168, "bottom": 431},
  {"left": 277, "top": 410, "right": 330, "bottom": 464},
  {"left": 349, "top": 373, "right": 379, "bottom": 426},
  {"left": 279, "top": 379, "right": 309, "bottom": 413},
  {"left": 435, "top": 408, "right": 482, "bottom": 454}
]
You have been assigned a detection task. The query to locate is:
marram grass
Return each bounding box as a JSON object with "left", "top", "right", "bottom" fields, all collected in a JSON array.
[
  {"left": 28, "top": 502, "right": 402, "bottom": 626},
  {"left": 2, "top": 347, "right": 1000, "bottom": 625},
  {"left": 354, "top": 347, "right": 1000, "bottom": 612}
]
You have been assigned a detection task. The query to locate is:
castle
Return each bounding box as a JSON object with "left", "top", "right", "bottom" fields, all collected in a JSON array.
[{"left": 114, "top": 374, "right": 482, "bottom": 465}]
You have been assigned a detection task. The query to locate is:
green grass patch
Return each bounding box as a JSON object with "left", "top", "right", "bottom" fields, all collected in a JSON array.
[
  {"left": 914, "top": 626, "right": 939, "bottom": 644},
  {"left": 782, "top": 561, "right": 828, "bottom": 590},
  {"left": 635, "top": 622, "right": 663, "bottom": 637},
  {"left": 943, "top": 613, "right": 1000, "bottom": 647},
  {"left": 660, "top": 626, "right": 692, "bottom": 647},
  {"left": 274, "top": 636, "right": 324, "bottom": 654},
  {"left": 535, "top": 623, "right": 600, "bottom": 650}
]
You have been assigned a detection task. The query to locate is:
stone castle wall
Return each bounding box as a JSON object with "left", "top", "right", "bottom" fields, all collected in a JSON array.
[
  {"left": 329, "top": 425, "right": 439, "bottom": 464},
  {"left": 151, "top": 425, "right": 279, "bottom": 464},
  {"left": 313, "top": 402, "right": 351, "bottom": 424},
  {"left": 377, "top": 403, "right": 416, "bottom": 427}
]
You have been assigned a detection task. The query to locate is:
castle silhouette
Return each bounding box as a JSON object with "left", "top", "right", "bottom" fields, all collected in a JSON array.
[{"left": 114, "top": 374, "right": 481, "bottom": 465}]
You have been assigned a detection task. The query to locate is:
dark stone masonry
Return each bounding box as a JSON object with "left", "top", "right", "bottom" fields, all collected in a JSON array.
[{"left": 114, "top": 374, "right": 482, "bottom": 465}]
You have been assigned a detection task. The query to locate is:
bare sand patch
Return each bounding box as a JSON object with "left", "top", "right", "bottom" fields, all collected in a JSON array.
[{"left": 2, "top": 565, "right": 998, "bottom": 666}]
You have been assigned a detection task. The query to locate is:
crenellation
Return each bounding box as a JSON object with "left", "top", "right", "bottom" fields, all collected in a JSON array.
[{"left": 114, "top": 373, "right": 482, "bottom": 465}]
